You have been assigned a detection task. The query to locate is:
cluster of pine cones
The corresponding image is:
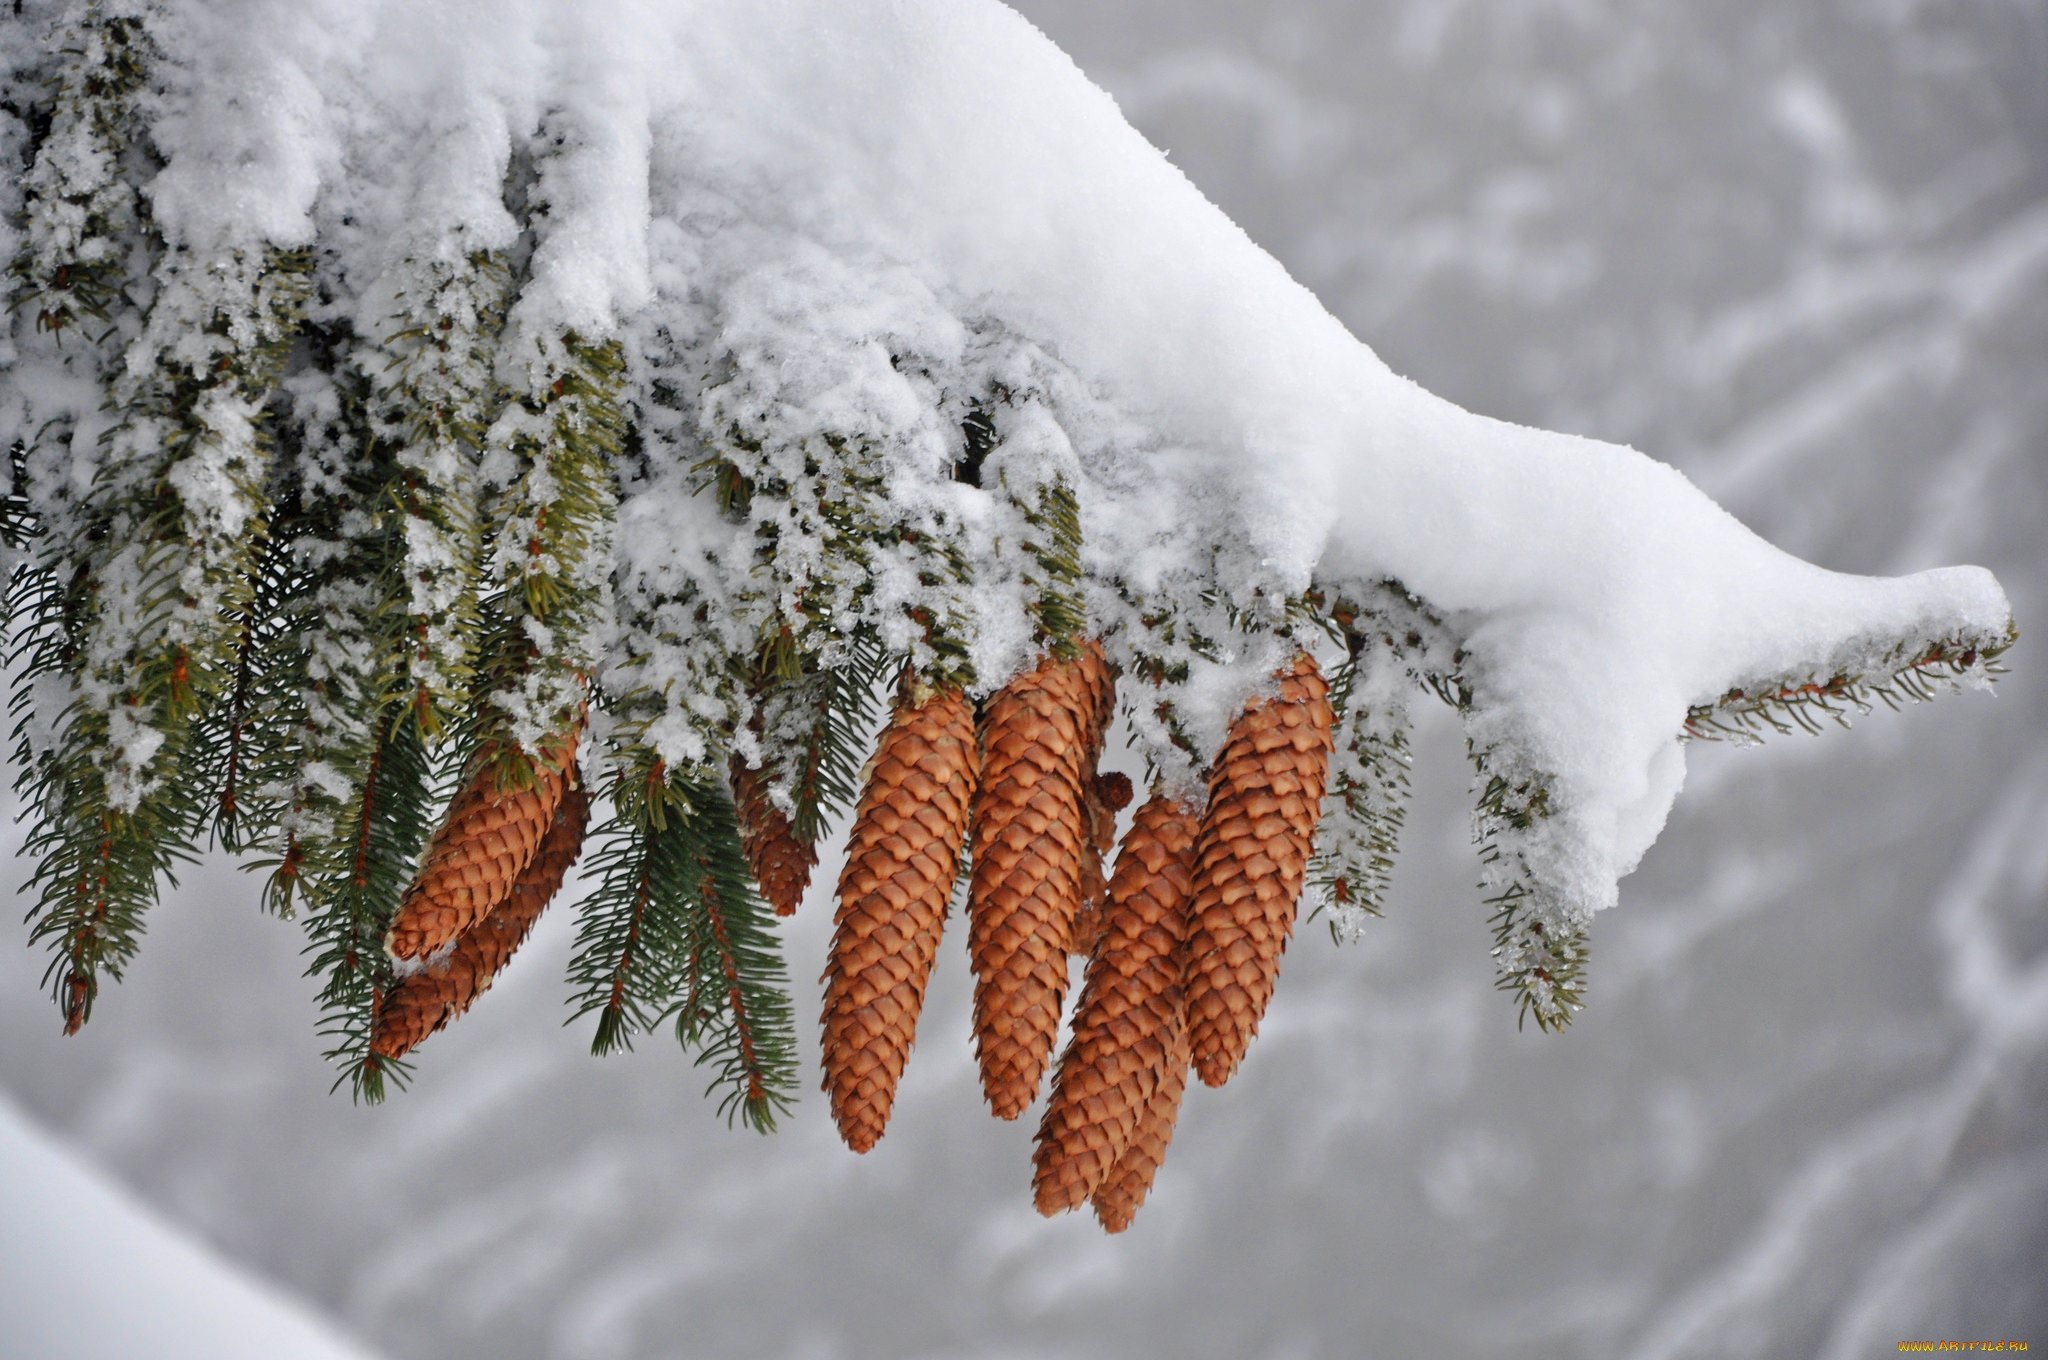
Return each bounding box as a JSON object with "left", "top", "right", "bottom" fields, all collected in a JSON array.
[
  {"left": 816, "top": 643, "right": 1335, "bottom": 1232},
  {"left": 370, "top": 731, "right": 590, "bottom": 1060},
  {"left": 364, "top": 644, "right": 1335, "bottom": 1234}
]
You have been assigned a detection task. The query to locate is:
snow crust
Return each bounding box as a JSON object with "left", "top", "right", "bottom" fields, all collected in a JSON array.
[{"left": 0, "top": 0, "right": 2010, "bottom": 933}]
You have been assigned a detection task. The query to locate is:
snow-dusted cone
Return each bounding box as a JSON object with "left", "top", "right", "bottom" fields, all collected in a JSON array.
[
  {"left": 385, "top": 729, "right": 581, "bottom": 962},
  {"left": 968, "top": 642, "right": 1113, "bottom": 1119},
  {"left": 821, "top": 679, "right": 980, "bottom": 1152},
  {"left": 370, "top": 783, "right": 591, "bottom": 1061},
  {"left": 1069, "top": 770, "right": 1135, "bottom": 959},
  {"left": 730, "top": 755, "right": 816, "bottom": 917},
  {"left": 1091, "top": 1005, "right": 1193, "bottom": 1234},
  {"left": 1185, "top": 653, "right": 1335, "bottom": 1087},
  {"left": 1033, "top": 794, "right": 1195, "bottom": 1215}
]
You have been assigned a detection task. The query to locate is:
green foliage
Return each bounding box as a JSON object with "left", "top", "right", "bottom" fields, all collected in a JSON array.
[
  {"left": 296, "top": 717, "right": 443, "bottom": 1102},
  {"left": 1469, "top": 750, "right": 1585, "bottom": 1033},
  {"left": 1683, "top": 626, "right": 2016, "bottom": 742},
  {"left": 8, "top": 242, "right": 311, "bottom": 1032},
  {"left": 570, "top": 768, "right": 698, "bottom": 1057},
  {"left": 568, "top": 765, "right": 798, "bottom": 1131},
  {"left": 8, "top": 4, "right": 152, "bottom": 347},
  {"left": 11, "top": 669, "right": 200, "bottom": 1033},
  {"left": 473, "top": 332, "right": 624, "bottom": 754},
  {"left": 185, "top": 483, "right": 301, "bottom": 853},
  {"left": 1022, "top": 479, "right": 1086, "bottom": 655},
  {"left": 670, "top": 785, "right": 799, "bottom": 1132},
  {"left": 755, "top": 641, "right": 887, "bottom": 847},
  {"left": 374, "top": 249, "right": 512, "bottom": 739},
  {"left": 1309, "top": 640, "right": 1415, "bottom": 936}
]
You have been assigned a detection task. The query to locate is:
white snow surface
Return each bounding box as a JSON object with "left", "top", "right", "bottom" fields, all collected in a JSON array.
[
  {"left": 0, "top": 1091, "right": 385, "bottom": 1360},
  {"left": 1, "top": 0, "right": 2011, "bottom": 921}
]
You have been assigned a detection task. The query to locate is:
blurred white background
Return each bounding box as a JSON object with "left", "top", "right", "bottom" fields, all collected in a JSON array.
[{"left": 4, "top": 2, "right": 2044, "bottom": 1356}]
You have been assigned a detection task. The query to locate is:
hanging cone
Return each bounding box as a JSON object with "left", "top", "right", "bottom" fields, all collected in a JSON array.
[
  {"left": 1075, "top": 638, "right": 1117, "bottom": 759},
  {"left": 385, "top": 727, "right": 580, "bottom": 962},
  {"left": 1033, "top": 794, "right": 1195, "bottom": 1215},
  {"left": 1184, "top": 652, "right": 1335, "bottom": 1087},
  {"left": 821, "top": 677, "right": 979, "bottom": 1153},
  {"left": 967, "top": 641, "right": 1111, "bottom": 1119},
  {"left": 1090, "top": 1003, "right": 1192, "bottom": 1234},
  {"left": 730, "top": 755, "right": 816, "bottom": 917},
  {"left": 1069, "top": 770, "right": 1134, "bottom": 959},
  {"left": 370, "top": 782, "right": 590, "bottom": 1061}
]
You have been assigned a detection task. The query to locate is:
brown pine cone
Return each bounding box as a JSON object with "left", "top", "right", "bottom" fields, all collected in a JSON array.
[
  {"left": 1073, "top": 638, "right": 1116, "bottom": 760},
  {"left": 385, "top": 728, "right": 580, "bottom": 962},
  {"left": 370, "top": 782, "right": 591, "bottom": 1060},
  {"left": 821, "top": 678, "right": 979, "bottom": 1153},
  {"left": 1070, "top": 770, "right": 1135, "bottom": 959},
  {"left": 967, "top": 649, "right": 1104, "bottom": 1119},
  {"left": 1091, "top": 997, "right": 1193, "bottom": 1234},
  {"left": 1033, "top": 795, "right": 1195, "bottom": 1215},
  {"left": 1185, "top": 653, "right": 1335, "bottom": 1087},
  {"left": 730, "top": 755, "right": 816, "bottom": 917}
]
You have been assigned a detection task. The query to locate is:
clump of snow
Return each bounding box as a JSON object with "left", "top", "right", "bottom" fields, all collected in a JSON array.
[{"left": 2, "top": 0, "right": 2011, "bottom": 972}]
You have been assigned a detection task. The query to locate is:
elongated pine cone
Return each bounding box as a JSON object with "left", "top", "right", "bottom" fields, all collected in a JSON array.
[
  {"left": 967, "top": 642, "right": 1113, "bottom": 1119},
  {"left": 1033, "top": 794, "right": 1195, "bottom": 1215},
  {"left": 1069, "top": 770, "right": 1135, "bottom": 959},
  {"left": 731, "top": 755, "right": 816, "bottom": 917},
  {"left": 1185, "top": 652, "right": 1335, "bottom": 1087},
  {"left": 1091, "top": 1002, "right": 1192, "bottom": 1234},
  {"left": 821, "top": 679, "right": 980, "bottom": 1153},
  {"left": 385, "top": 729, "right": 580, "bottom": 962},
  {"left": 1074, "top": 637, "right": 1117, "bottom": 759},
  {"left": 370, "top": 783, "right": 591, "bottom": 1060}
]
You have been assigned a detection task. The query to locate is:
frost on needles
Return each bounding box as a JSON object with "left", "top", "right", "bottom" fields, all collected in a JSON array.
[{"left": 0, "top": 0, "right": 2013, "bottom": 1125}]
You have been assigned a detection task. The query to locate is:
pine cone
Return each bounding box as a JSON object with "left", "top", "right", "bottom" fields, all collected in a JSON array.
[
  {"left": 1074, "top": 638, "right": 1117, "bottom": 759},
  {"left": 967, "top": 646, "right": 1107, "bottom": 1118},
  {"left": 1185, "top": 653, "right": 1335, "bottom": 1087},
  {"left": 385, "top": 728, "right": 580, "bottom": 962},
  {"left": 370, "top": 782, "right": 590, "bottom": 1060},
  {"left": 1070, "top": 770, "right": 1135, "bottom": 959},
  {"left": 1091, "top": 997, "right": 1192, "bottom": 1234},
  {"left": 731, "top": 755, "right": 816, "bottom": 917},
  {"left": 1033, "top": 794, "right": 1195, "bottom": 1215},
  {"left": 821, "top": 678, "right": 979, "bottom": 1153}
]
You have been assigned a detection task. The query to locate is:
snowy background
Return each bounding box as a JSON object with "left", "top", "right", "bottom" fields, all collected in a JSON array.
[{"left": 4, "top": 1, "right": 2045, "bottom": 1356}]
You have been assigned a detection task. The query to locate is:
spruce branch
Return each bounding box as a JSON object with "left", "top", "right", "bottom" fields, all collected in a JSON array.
[
  {"left": 371, "top": 247, "right": 511, "bottom": 739},
  {"left": 7, "top": 2, "right": 152, "bottom": 352},
  {"left": 767, "top": 643, "right": 886, "bottom": 848},
  {"left": 668, "top": 780, "right": 799, "bottom": 1133},
  {"left": 296, "top": 715, "right": 442, "bottom": 1102},
  {"left": 1682, "top": 625, "right": 2016, "bottom": 744},
  {"left": 1309, "top": 637, "right": 1415, "bottom": 940},
  {"left": 569, "top": 762, "right": 697, "bottom": 1056},
  {"left": 568, "top": 760, "right": 800, "bottom": 1132},
  {"left": 1469, "top": 747, "right": 1586, "bottom": 1033},
  {"left": 475, "top": 331, "right": 624, "bottom": 757}
]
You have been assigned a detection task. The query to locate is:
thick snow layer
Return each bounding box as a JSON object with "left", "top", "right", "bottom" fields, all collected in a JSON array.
[
  {"left": 1, "top": 0, "right": 2010, "bottom": 936},
  {"left": 0, "top": 1091, "right": 384, "bottom": 1360}
]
